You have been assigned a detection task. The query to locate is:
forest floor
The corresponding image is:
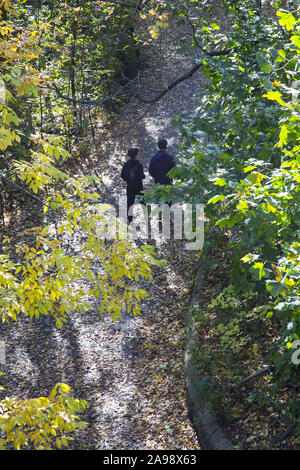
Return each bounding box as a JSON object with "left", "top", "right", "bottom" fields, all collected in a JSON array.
[{"left": 0, "top": 15, "right": 206, "bottom": 450}]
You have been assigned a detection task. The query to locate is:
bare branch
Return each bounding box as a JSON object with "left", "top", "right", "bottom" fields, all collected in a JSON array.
[
  {"left": 270, "top": 422, "right": 297, "bottom": 446},
  {"left": 136, "top": 44, "right": 236, "bottom": 105},
  {"left": 229, "top": 367, "right": 269, "bottom": 392},
  {"left": 99, "top": 0, "right": 143, "bottom": 10},
  {"left": 98, "top": 0, "right": 150, "bottom": 11},
  {"left": 136, "top": 63, "right": 203, "bottom": 104},
  {"left": 0, "top": 173, "right": 46, "bottom": 206},
  {"left": 50, "top": 77, "right": 137, "bottom": 107}
]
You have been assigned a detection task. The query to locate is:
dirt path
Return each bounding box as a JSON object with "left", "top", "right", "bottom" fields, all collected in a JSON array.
[
  {"left": 0, "top": 17, "right": 204, "bottom": 450},
  {"left": 75, "top": 21, "right": 205, "bottom": 449}
]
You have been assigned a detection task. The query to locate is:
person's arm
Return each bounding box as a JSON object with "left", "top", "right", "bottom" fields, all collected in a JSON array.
[
  {"left": 148, "top": 158, "right": 154, "bottom": 177},
  {"left": 121, "top": 163, "right": 128, "bottom": 182},
  {"left": 139, "top": 162, "right": 145, "bottom": 179},
  {"left": 165, "top": 155, "right": 175, "bottom": 174},
  {"left": 165, "top": 156, "right": 175, "bottom": 182},
  {"left": 169, "top": 155, "right": 176, "bottom": 170},
  {"left": 149, "top": 157, "right": 158, "bottom": 178}
]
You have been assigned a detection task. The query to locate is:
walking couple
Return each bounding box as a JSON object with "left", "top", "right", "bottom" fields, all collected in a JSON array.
[{"left": 121, "top": 138, "right": 175, "bottom": 223}]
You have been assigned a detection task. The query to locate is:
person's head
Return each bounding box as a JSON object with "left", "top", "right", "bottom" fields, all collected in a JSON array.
[
  {"left": 127, "top": 147, "right": 139, "bottom": 159},
  {"left": 157, "top": 139, "right": 168, "bottom": 151}
]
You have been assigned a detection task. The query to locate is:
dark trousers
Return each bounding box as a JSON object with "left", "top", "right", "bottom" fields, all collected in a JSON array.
[{"left": 127, "top": 186, "right": 142, "bottom": 223}]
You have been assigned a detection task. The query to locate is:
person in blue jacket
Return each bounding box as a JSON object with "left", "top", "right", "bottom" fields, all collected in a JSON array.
[
  {"left": 149, "top": 139, "right": 175, "bottom": 185},
  {"left": 121, "top": 147, "right": 145, "bottom": 223}
]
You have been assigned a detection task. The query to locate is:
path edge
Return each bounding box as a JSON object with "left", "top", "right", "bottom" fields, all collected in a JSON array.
[{"left": 184, "top": 261, "right": 235, "bottom": 450}]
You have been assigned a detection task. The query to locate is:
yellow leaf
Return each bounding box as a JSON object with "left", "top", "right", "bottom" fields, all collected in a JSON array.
[{"left": 271, "top": 264, "right": 282, "bottom": 281}]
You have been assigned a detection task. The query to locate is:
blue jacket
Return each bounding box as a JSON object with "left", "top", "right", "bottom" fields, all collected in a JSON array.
[{"left": 149, "top": 151, "right": 175, "bottom": 185}]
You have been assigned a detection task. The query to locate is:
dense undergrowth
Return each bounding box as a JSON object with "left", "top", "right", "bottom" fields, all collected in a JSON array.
[
  {"left": 190, "top": 240, "right": 299, "bottom": 449},
  {"left": 146, "top": 0, "right": 300, "bottom": 448}
]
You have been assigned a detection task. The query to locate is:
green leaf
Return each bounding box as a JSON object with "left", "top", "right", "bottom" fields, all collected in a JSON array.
[
  {"left": 207, "top": 194, "right": 225, "bottom": 204},
  {"left": 263, "top": 91, "right": 290, "bottom": 107},
  {"left": 243, "top": 165, "right": 257, "bottom": 173},
  {"left": 256, "top": 55, "right": 271, "bottom": 73},
  {"left": 236, "top": 200, "right": 249, "bottom": 212},
  {"left": 278, "top": 124, "right": 289, "bottom": 147},
  {"left": 213, "top": 178, "right": 226, "bottom": 187},
  {"left": 266, "top": 280, "right": 288, "bottom": 297},
  {"left": 277, "top": 11, "right": 296, "bottom": 31}
]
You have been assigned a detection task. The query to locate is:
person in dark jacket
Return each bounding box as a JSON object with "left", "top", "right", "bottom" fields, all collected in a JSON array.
[
  {"left": 121, "top": 147, "right": 145, "bottom": 223},
  {"left": 149, "top": 139, "right": 175, "bottom": 185}
]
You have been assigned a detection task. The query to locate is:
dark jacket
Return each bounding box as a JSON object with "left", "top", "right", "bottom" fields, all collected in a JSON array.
[
  {"left": 149, "top": 150, "right": 175, "bottom": 185},
  {"left": 121, "top": 159, "right": 145, "bottom": 193}
]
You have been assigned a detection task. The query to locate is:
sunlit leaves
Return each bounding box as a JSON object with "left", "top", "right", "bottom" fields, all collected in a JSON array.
[
  {"left": 207, "top": 194, "right": 225, "bottom": 204},
  {"left": 0, "top": 0, "right": 14, "bottom": 17},
  {"left": 0, "top": 383, "right": 87, "bottom": 450},
  {"left": 262, "top": 90, "right": 290, "bottom": 108},
  {"left": 0, "top": 125, "right": 159, "bottom": 326},
  {"left": 277, "top": 10, "right": 296, "bottom": 31}
]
